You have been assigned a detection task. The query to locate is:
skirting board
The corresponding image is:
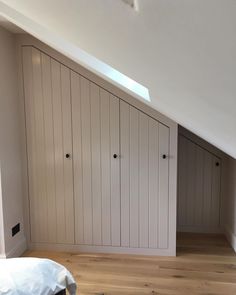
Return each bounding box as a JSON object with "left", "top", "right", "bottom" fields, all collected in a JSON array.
[
  {"left": 5, "top": 237, "right": 27, "bottom": 258},
  {"left": 177, "top": 226, "right": 223, "bottom": 234},
  {"left": 29, "top": 242, "right": 176, "bottom": 257},
  {"left": 224, "top": 226, "right": 236, "bottom": 253}
]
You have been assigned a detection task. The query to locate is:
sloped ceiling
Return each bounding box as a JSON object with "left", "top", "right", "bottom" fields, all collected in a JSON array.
[
  {"left": 1, "top": 0, "right": 236, "bottom": 158},
  {"left": 0, "top": 15, "right": 24, "bottom": 33}
]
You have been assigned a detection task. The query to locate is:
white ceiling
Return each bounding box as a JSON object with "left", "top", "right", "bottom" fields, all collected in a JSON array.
[{"left": 0, "top": 0, "right": 236, "bottom": 157}]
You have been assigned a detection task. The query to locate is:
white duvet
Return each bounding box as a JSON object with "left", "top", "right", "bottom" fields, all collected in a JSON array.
[{"left": 0, "top": 258, "right": 76, "bottom": 295}]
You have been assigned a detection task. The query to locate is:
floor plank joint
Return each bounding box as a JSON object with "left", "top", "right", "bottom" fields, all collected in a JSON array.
[{"left": 23, "top": 233, "right": 236, "bottom": 294}]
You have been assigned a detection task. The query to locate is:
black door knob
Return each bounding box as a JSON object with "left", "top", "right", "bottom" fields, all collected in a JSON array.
[
  {"left": 113, "top": 154, "right": 118, "bottom": 159},
  {"left": 65, "top": 153, "right": 70, "bottom": 159},
  {"left": 162, "top": 154, "right": 167, "bottom": 159},
  {"left": 216, "top": 162, "right": 219, "bottom": 166}
]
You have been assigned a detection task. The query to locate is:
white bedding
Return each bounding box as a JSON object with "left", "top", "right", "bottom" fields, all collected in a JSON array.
[{"left": 0, "top": 258, "right": 76, "bottom": 295}]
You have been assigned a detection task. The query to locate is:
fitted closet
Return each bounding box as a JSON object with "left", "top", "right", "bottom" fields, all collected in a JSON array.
[
  {"left": 21, "top": 39, "right": 177, "bottom": 256},
  {"left": 177, "top": 128, "right": 222, "bottom": 233}
]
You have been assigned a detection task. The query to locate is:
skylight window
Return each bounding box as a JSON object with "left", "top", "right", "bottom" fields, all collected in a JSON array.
[
  {"left": 104, "top": 66, "right": 150, "bottom": 101},
  {"left": 61, "top": 40, "right": 150, "bottom": 102}
]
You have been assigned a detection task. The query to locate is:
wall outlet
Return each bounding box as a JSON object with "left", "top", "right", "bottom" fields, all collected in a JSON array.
[{"left": 12, "top": 223, "right": 20, "bottom": 237}]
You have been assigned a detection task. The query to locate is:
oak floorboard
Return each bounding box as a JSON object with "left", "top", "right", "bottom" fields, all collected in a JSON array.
[{"left": 23, "top": 233, "right": 236, "bottom": 294}]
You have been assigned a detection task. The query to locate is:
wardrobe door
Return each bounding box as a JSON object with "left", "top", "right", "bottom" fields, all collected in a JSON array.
[
  {"left": 71, "top": 71, "right": 120, "bottom": 246},
  {"left": 178, "top": 135, "right": 221, "bottom": 232},
  {"left": 120, "top": 101, "right": 170, "bottom": 249},
  {"left": 22, "top": 47, "right": 74, "bottom": 244}
]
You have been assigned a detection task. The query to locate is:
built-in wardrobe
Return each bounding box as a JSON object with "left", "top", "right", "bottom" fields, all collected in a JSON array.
[
  {"left": 20, "top": 36, "right": 177, "bottom": 256},
  {"left": 177, "top": 127, "right": 223, "bottom": 233}
]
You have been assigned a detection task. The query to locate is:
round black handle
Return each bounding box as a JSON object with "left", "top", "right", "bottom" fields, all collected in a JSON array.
[
  {"left": 65, "top": 153, "right": 70, "bottom": 159},
  {"left": 162, "top": 154, "right": 167, "bottom": 159},
  {"left": 113, "top": 154, "right": 118, "bottom": 159},
  {"left": 216, "top": 162, "right": 219, "bottom": 166}
]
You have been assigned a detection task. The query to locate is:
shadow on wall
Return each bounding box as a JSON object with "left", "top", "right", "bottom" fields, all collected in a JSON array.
[{"left": 223, "top": 157, "right": 236, "bottom": 251}]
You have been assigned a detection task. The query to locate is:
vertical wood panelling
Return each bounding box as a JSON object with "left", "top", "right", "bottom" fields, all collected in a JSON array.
[
  {"left": 186, "top": 140, "right": 196, "bottom": 226},
  {"left": 73, "top": 80, "right": 120, "bottom": 247},
  {"left": 41, "top": 53, "right": 56, "bottom": 243},
  {"left": 110, "top": 95, "right": 120, "bottom": 246},
  {"left": 100, "top": 89, "right": 111, "bottom": 246},
  {"left": 51, "top": 60, "right": 74, "bottom": 244},
  {"left": 120, "top": 101, "right": 130, "bottom": 247},
  {"left": 139, "top": 112, "right": 149, "bottom": 248},
  {"left": 60, "top": 66, "right": 74, "bottom": 243},
  {"left": 148, "top": 118, "right": 159, "bottom": 248},
  {"left": 80, "top": 76, "right": 93, "bottom": 245},
  {"left": 90, "top": 83, "right": 102, "bottom": 246},
  {"left": 178, "top": 135, "right": 221, "bottom": 232},
  {"left": 202, "top": 152, "right": 212, "bottom": 227},
  {"left": 71, "top": 71, "right": 84, "bottom": 244},
  {"left": 120, "top": 101, "right": 170, "bottom": 249},
  {"left": 129, "top": 107, "right": 139, "bottom": 248},
  {"left": 177, "top": 135, "right": 187, "bottom": 227},
  {"left": 23, "top": 48, "right": 74, "bottom": 244},
  {"left": 31, "top": 48, "right": 47, "bottom": 242},
  {"left": 51, "top": 59, "right": 66, "bottom": 243},
  {"left": 211, "top": 156, "right": 221, "bottom": 227},
  {"left": 23, "top": 47, "right": 38, "bottom": 242},
  {"left": 158, "top": 124, "right": 169, "bottom": 249},
  {"left": 195, "top": 146, "right": 204, "bottom": 226},
  {"left": 23, "top": 46, "right": 172, "bottom": 251}
]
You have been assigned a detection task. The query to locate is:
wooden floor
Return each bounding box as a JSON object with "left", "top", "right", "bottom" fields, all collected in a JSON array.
[{"left": 24, "top": 233, "right": 236, "bottom": 295}]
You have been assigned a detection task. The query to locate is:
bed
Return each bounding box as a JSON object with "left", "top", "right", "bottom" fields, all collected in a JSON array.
[{"left": 0, "top": 257, "right": 77, "bottom": 295}]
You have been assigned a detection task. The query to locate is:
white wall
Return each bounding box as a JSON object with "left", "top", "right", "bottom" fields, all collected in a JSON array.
[
  {"left": 0, "top": 172, "right": 5, "bottom": 257},
  {"left": 0, "top": 0, "right": 236, "bottom": 158},
  {"left": 0, "top": 25, "right": 26, "bottom": 257}
]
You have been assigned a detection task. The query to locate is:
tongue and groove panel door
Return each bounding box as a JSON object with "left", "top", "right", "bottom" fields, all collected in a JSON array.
[
  {"left": 178, "top": 134, "right": 221, "bottom": 232},
  {"left": 22, "top": 45, "right": 173, "bottom": 253},
  {"left": 120, "top": 101, "right": 170, "bottom": 249},
  {"left": 22, "top": 47, "right": 74, "bottom": 244},
  {"left": 71, "top": 71, "right": 120, "bottom": 246}
]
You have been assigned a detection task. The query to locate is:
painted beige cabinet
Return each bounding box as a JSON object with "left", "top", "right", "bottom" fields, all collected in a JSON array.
[
  {"left": 178, "top": 134, "right": 221, "bottom": 233},
  {"left": 120, "top": 101, "right": 169, "bottom": 249},
  {"left": 22, "top": 45, "right": 176, "bottom": 255},
  {"left": 23, "top": 47, "right": 74, "bottom": 244},
  {"left": 71, "top": 71, "right": 120, "bottom": 247}
]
